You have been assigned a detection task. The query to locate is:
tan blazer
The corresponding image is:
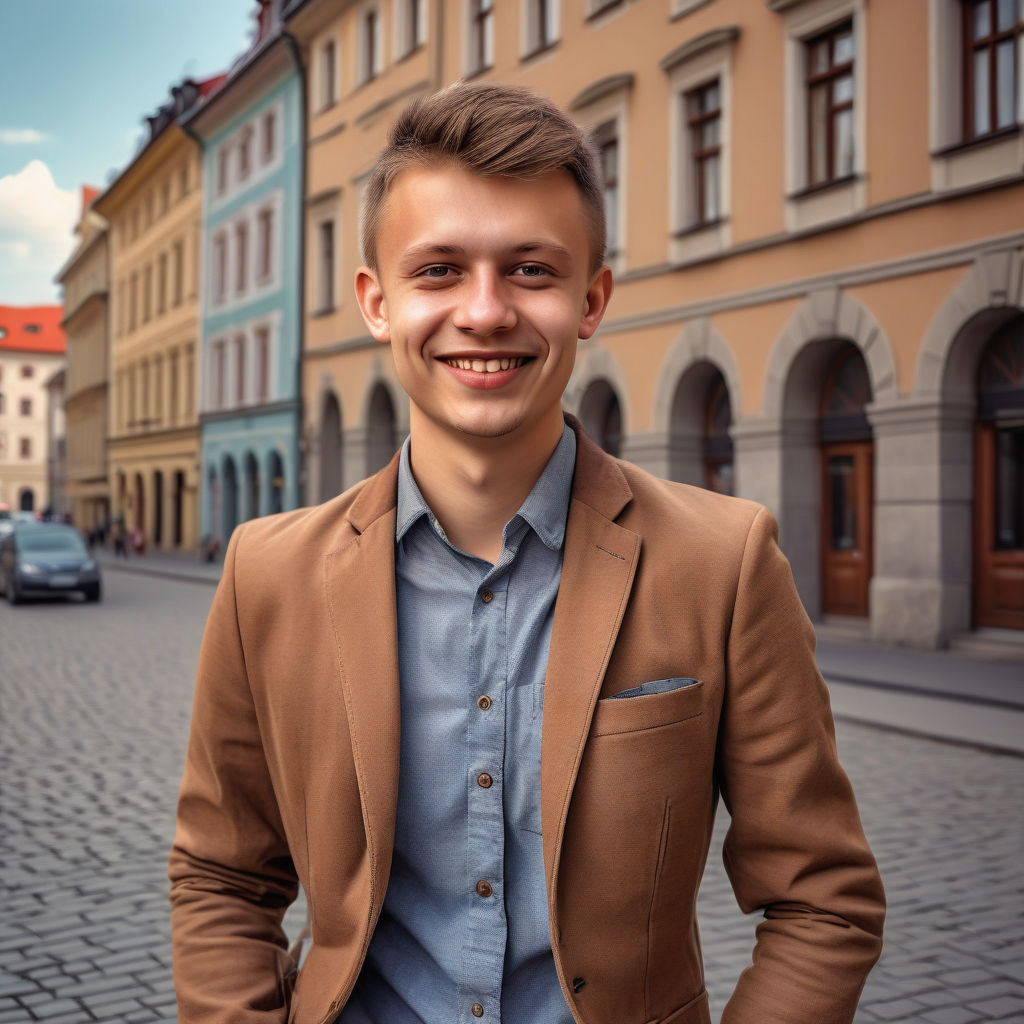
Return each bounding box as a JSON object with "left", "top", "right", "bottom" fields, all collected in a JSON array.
[{"left": 169, "top": 421, "right": 884, "bottom": 1024}]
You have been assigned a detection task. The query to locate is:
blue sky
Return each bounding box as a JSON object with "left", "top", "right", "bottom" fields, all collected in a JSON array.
[{"left": 0, "top": 0, "right": 258, "bottom": 304}]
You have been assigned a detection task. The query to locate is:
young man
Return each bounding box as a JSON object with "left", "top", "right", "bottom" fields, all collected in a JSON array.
[{"left": 169, "top": 83, "right": 884, "bottom": 1024}]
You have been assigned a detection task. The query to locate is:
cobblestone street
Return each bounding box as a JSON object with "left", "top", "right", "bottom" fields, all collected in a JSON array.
[{"left": 1, "top": 570, "right": 1022, "bottom": 1022}]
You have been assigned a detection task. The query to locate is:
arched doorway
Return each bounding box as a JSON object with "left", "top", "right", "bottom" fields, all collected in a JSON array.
[
  {"left": 18, "top": 488, "right": 34, "bottom": 512},
  {"left": 667, "top": 361, "right": 734, "bottom": 494},
  {"left": 173, "top": 471, "right": 184, "bottom": 547},
  {"left": 245, "top": 451, "right": 260, "bottom": 521},
  {"left": 207, "top": 466, "right": 220, "bottom": 543},
  {"left": 319, "top": 391, "right": 343, "bottom": 501},
  {"left": 366, "top": 383, "right": 398, "bottom": 475},
  {"left": 153, "top": 471, "right": 164, "bottom": 546},
  {"left": 223, "top": 456, "right": 239, "bottom": 539},
  {"left": 133, "top": 473, "right": 145, "bottom": 533},
  {"left": 579, "top": 379, "right": 622, "bottom": 457},
  {"left": 974, "top": 314, "right": 1024, "bottom": 629},
  {"left": 268, "top": 451, "right": 284, "bottom": 514},
  {"left": 820, "top": 345, "right": 874, "bottom": 617}
]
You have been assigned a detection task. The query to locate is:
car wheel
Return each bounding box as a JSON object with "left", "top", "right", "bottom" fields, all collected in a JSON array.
[{"left": 85, "top": 584, "right": 102, "bottom": 603}]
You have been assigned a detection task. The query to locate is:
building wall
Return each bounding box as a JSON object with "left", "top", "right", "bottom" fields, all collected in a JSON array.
[
  {"left": 286, "top": 0, "right": 1024, "bottom": 646},
  {"left": 196, "top": 59, "right": 305, "bottom": 541},
  {"left": 0, "top": 350, "right": 65, "bottom": 512},
  {"left": 100, "top": 126, "right": 203, "bottom": 550},
  {"left": 60, "top": 212, "right": 111, "bottom": 531}
]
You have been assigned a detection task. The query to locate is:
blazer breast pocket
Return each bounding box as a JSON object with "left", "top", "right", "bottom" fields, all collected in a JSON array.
[{"left": 592, "top": 678, "right": 704, "bottom": 737}]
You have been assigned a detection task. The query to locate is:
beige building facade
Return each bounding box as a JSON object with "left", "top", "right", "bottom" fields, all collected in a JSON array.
[
  {"left": 285, "top": 0, "right": 1024, "bottom": 647},
  {"left": 56, "top": 188, "right": 111, "bottom": 532},
  {"left": 93, "top": 79, "right": 219, "bottom": 551},
  {"left": 0, "top": 307, "right": 65, "bottom": 515}
]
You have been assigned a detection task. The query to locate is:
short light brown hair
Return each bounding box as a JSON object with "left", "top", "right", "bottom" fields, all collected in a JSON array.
[{"left": 360, "top": 81, "right": 606, "bottom": 273}]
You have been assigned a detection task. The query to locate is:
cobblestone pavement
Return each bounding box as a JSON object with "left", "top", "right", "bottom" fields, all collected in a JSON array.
[{"left": 1, "top": 572, "right": 1022, "bottom": 1023}]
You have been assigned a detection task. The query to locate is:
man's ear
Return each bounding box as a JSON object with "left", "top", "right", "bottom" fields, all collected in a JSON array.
[
  {"left": 578, "top": 265, "right": 614, "bottom": 340},
  {"left": 355, "top": 266, "right": 391, "bottom": 344}
]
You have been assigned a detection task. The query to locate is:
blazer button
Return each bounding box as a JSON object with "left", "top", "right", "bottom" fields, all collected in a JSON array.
[
  {"left": 477, "top": 695, "right": 492, "bottom": 710},
  {"left": 475, "top": 879, "right": 493, "bottom": 898},
  {"left": 480, "top": 589, "right": 493, "bottom": 603},
  {"left": 477, "top": 772, "right": 493, "bottom": 788},
  {"left": 471, "top": 1004, "right": 484, "bottom": 1017}
]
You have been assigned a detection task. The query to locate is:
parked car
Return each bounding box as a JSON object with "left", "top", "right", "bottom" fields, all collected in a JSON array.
[{"left": 0, "top": 523, "right": 101, "bottom": 604}]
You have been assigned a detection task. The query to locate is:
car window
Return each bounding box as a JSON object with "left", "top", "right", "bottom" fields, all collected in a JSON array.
[{"left": 15, "top": 529, "right": 87, "bottom": 555}]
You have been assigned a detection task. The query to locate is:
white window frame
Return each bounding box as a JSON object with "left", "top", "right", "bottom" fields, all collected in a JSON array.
[
  {"left": 520, "top": 0, "right": 560, "bottom": 58},
  {"left": 310, "top": 197, "right": 341, "bottom": 315},
  {"left": 571, "top": 85, "right": 629, "bottom": 276},
  {"left": 358, "top": 4, "right": 384, "bottom": 84},
  {"left": 209, "top": 101, "right": 285, "bottom": 213},
  {"left": 208, "top": 189, "right": 285, "bottom": 314},
  {"left": 318, "top": 35, "right": 340, "bottom": 111},
  {"left": 463, "top": 0, "right": 494, "bottom": 75},
  {"left": 664, "top": 30, "right": 735, "bottom": 264},
  {"left": 395, "top": 0, "right": 427, "bottom": 57},
  {"left": 929, "top": 0, "right": 1024, "bottom": 192},
  {"left": 778, "top": 0, "right": 868, "bottom": 232}
]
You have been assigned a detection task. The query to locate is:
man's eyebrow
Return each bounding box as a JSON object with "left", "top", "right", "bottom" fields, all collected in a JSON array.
[{"left": 398, "top": 241, "right": 575, "bottom": 263}]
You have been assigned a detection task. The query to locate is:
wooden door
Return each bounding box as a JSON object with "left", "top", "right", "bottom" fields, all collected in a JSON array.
[
  {"left": 822, "top": 441, "right": 873, "bottom": 616},
  {"left": 974, "top": 423, "right": 1024, "bottom": 629}
]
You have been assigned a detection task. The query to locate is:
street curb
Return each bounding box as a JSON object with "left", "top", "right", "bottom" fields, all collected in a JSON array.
[{"left": 99, "top": 561, "right": 221, "bottom": 587}]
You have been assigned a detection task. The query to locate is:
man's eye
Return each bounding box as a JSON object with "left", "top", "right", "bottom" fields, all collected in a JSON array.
[
  {"left": 513, "top": 264, "right": 549, "bottom": 278},
  {"left": 420, "top": 265, "right": 453, "bottom": 279}
]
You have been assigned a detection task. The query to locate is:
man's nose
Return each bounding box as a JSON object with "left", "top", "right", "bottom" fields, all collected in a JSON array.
[{"left": 452, "top": 269, "right": 517, "bottom": 335}]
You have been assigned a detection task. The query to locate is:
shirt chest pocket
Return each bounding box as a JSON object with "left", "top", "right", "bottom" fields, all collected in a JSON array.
[{"left": 592, "top": 677, "right": 704, "bottom": 738}]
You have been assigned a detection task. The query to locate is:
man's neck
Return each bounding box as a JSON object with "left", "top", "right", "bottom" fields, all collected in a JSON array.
[{"left": 408, "top": 412, "right": 565, "bottom": 563}]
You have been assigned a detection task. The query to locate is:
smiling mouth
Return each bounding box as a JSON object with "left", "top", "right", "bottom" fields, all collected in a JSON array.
[{"left": 443, "top": 356, "right": 531, "bottom": 373}]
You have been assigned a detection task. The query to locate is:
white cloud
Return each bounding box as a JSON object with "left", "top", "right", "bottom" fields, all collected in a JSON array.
[
  {"left": 0, "top": 129, "right": 49, "bottom": 145},
  {"left": 0, "top": 160, "right": 77, "bottom": 302}
]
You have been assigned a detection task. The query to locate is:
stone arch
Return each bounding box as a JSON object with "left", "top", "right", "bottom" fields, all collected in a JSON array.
[
  {"left": 318, "top": 388, "right": 343, "bottom": 502},
  {"left": 913, "top": 247, "right": 1024, "bottom": 400},
  {"left": 762, "top": 286, "right": 899, "bottom": 418},
  {"left": 565, "top": 346, "right": 631, "bottom": 436},
  {"left": 362, "top": 377, "right": 401, "bottom": 475},
  {"left": 652, "top": 318, "right": 741, "bottom": 433}
]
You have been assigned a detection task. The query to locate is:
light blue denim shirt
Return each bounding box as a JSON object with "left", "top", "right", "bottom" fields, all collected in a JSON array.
[{"left": 338, "top": 425, "right": 577, "bottom": 1024}]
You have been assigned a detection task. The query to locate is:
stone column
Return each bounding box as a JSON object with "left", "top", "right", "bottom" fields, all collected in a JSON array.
[
  {"left": 343, "top": 426, "right": 369, "bottom": 489},
  {"left": 619, "top": 430, "right": 672, "bottom": 480},
  {"left": 867, "top": 398, "right": 974, "bottom": 648},
  {"left": 732, "top": 415, "right": 821, "bottom": 619}
]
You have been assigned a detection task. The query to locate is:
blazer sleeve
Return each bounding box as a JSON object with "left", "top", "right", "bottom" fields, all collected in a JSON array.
[
  {"left": 168, "top": 526, "right": 299, "bottom": 1022},
  {"left": 718, "top": 506, "right": 885, "bottom": 1024}
]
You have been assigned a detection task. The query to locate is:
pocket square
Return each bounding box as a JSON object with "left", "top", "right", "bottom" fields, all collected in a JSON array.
[{"left": 606, "top": 677, "right": 699, "bottom": 700}]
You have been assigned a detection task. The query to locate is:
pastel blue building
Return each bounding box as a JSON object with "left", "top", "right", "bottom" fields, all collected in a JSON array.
[{"left": 184, "top": 0, "right": 303, "bottom": 546}]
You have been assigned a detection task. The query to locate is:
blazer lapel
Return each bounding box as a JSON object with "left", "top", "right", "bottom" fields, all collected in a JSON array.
[
  {"left": 541, "top": 423, "right": 640, "bottom": 892},
  {"left": 323, "top": 456, "right": 403, "bottom": 922}
]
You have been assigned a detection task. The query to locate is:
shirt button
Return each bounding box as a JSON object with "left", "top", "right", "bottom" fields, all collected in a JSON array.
[
  {"left": 475, "top": 879, "right": 493, "bottom": 898},
  {"left": 471, "top": 1004, "right": 484, "bottom": 1017},
  {"left": 480, "top": 588, "right": 493, "bottom": 603},
  {"left": 477, "top": 772, "right": 493, "bottom": 789},
  {"left": 477, "top": 695, "right": 492, "bottom": 710}
]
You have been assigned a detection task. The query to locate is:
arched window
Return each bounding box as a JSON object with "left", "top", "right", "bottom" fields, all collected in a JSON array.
[
  {"left": 579, "top": 379, "right": 622, "bottom": 457},
  {"left": 704, "top": 373, "right": 733, "bottom": 494},
  {"left": 366, "top": 384, "right": 398, "bottom": 475},
  {"left": 320, "top": 391, "right": 343, "bottom": 501}
]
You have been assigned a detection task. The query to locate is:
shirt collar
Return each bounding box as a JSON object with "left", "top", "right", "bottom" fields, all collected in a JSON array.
[{"left": 396, "top": 423, "right": 576, "bottom": 552}]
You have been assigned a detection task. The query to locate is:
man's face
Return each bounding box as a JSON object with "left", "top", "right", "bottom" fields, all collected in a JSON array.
[{"left": 356, "top": 163, "right": 612, "bottom": 447}]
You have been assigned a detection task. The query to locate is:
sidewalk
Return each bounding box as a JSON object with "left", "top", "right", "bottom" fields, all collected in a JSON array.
[
  {"left": 94, "top": 545, "right": 223, "bottom": 585},
  {"left": 97, "top": 546, "right": 1023, "bottom": 755}
]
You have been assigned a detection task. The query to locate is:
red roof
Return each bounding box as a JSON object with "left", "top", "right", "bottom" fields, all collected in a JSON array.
[
  {"left": 0, "top": 306, "right": 66, "bottom": 355},
  {"left": 81, "top": 185, "right": 100, "bottom": 214},
  {"left": 198, "top": 73, "right": 228, "bottom": 99}
]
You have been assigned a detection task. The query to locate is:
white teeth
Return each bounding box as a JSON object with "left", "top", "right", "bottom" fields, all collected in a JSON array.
[{"left": 447, "top": 356, "right": 526, "bottom": 371}]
